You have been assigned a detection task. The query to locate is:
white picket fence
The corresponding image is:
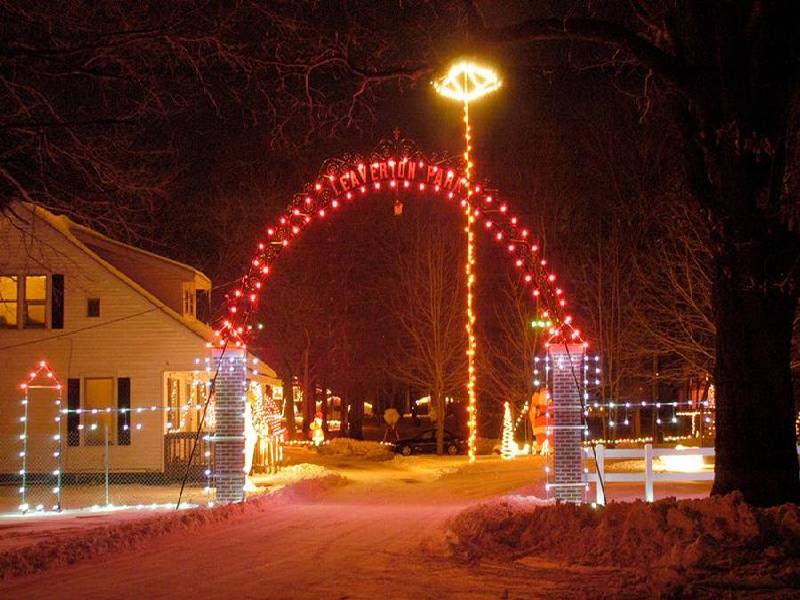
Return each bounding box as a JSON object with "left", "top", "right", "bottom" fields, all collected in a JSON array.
[
  {"left": 584, "top": 443, "right": 715, "bottom": 505},
  {"left": 584, "top": 443, "right": 800, "bottom": 505}
]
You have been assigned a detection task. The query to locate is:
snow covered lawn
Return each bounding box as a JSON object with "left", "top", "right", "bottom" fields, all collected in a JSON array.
[
  {"left": 447, "top": 492, "right": 800, "bottom": 596},
  {"left": 0, "top": 452, "right": 793, "bottom": 598}
]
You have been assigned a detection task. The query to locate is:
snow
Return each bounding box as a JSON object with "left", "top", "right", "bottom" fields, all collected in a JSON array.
[
  {"left": 0, "top": 452, "right": 795, "bottom": 598},
  {"left": 0, "top": 472, "right": 345, "bottom": 580},
  {"left": 315, "top": 437, "right": 395, "bottom": 460},
  {"left": 447, "top": 492, "right": 800, "bottom": 596},
  {"left": 0, "top": 483, "right": 210, "bottom": 515}
]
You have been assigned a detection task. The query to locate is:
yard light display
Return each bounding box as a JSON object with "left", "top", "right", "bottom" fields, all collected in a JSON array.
[
  {"left": 432, "top": 61, "right": 502, "bottom": 104},
  {"left": 500, "top": 402, "right": 516, "bottom": 460},
  {"left": 434, "top": 60, "right": 501, "bottom": 462},
  {"left": 18, "top": 360, "right": 63, "bottom": 513},
  {"left": 212, "top": 130, "right": 582, "bottom": 460}
]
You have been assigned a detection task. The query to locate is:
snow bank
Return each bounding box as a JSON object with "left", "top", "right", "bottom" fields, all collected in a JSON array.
[
  {"left": 447, "top": 493, "right": 800, "bottom": 595},
  {"left": 0, "top": 473, "right": 345, "bottom": 581},
  {"left": 255, "top": 462, "right": 333, "bottom": 486},
  {"left": 316, "top": 438, "right": 394, "bottom": 461},
  {"left": 270, "top": 473, "right": 347, "bottom": 502}
]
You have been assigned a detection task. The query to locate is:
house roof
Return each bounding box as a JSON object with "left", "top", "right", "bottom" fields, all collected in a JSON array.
[
  {"left": 12, "top": 202, "right": 278, "bottom": 383},
  {"left": 70, "top": 222, "right": 211, "bottom": 289}
]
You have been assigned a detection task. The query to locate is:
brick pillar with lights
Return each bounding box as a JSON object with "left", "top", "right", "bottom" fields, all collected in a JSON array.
[
  {"left": 548, "top": 343, "right": 585, "bottom": 503},
  {"left": 212, "top": 348, "right": 246, "bottom": 503}
]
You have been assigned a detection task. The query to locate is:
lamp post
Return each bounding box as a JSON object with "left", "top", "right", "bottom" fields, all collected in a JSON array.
[{"left": 434, "top": 61, "right": 501, "bottom": 462}]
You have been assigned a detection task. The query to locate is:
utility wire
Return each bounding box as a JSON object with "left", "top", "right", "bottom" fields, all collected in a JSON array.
[
  {"left": 0, "top": 307, "right": 160, "bottom": 350},
  {"left": 561, "top": 341, "right": 606, "bottom": 503},
  {"left": 176, "top": 337, "right": 228, "bottom": 510}
]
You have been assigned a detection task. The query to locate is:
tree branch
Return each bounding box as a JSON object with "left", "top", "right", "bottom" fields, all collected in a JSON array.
[{"left": 476, "top": 17, "right": 698, "bottom": 96}]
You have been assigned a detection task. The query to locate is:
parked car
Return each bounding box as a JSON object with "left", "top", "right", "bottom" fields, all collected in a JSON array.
[{"left": 393, "top": 429, "right": 466, "bottom": 456}]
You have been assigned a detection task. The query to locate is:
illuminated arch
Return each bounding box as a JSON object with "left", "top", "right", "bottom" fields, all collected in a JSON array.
[{"left": 214, "top": 135, "right": 583, "bottom": 348}]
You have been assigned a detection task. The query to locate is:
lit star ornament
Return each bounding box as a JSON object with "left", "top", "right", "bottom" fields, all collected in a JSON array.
[{"left": 433, "top": 61, "right": 502, "bottom": 103}]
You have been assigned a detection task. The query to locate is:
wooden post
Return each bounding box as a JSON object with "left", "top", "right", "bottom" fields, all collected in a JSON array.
[{"left": 644, "top": 443, "right": 654, "bottom": 502}]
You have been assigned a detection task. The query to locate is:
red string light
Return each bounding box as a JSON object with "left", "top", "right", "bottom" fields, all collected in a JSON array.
[{"left": 213, "top": 153, "right": 583, "bottom": 349}]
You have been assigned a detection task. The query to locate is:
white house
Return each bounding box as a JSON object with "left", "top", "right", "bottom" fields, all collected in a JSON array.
[{"left": 0, "top": 202, "right": 281, "bottom": 478}]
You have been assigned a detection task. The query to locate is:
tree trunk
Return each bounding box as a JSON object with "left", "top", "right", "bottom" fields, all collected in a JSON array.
[
  {"left": 349, "top": 397, "right": 364, "bottom": 440},
  {"left": 302, "top": 347, "right": 313, "bottom": 437},
  {"left": 282, "top": 372, "right": 296, "bottom": 441},
  {"left": 434, "top": 388, "right": 444, "bottom": 455},
  {"left": 711, "top": 240, "right": 800, "bottom": 506},
  {"left": 321, "top": 378, "right": 329, "bottom": 435},
  {"left": 340, "top": 389, "right": 349, "bottom": 437}
]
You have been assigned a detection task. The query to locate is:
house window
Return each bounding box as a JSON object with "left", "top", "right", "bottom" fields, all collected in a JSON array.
[
  {"left": 84, "top": 377, "right": 115, "bottom": 445},
  {"left": 182, "top": 284, "right": 195, "bottom": 318},
  {"left": 87, "top": 298, "right": 100, "bottom": 317},
  {"left": 0, "top": 275, "right": 52, "bottom": 328},
  {"left": 166, "top": 377, "right": 180, "bottom": 431},
  {"left": 0, "top": 275, "right": 18, "bottom": 327},
  {"left": 23, "top": 275, "right": 47, "bottom": 328}
]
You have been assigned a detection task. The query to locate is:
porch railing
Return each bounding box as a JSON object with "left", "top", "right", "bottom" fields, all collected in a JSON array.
[{"left": 164, "top": 431, "right": 214, "bottom": 479}]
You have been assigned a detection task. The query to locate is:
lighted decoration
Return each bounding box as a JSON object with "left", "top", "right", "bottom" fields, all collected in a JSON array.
[
  {"left": 14, "top": 358, "right": 230, "bottom": 511},
  {"left": 540, "top": 438, "right": 550, "bottom": 456},
  {"left": 243, "top": 399, "right": 258, "bottom": 492},
  {"left": 432, "top": 61, "right": 502, "bottom": 103},
  {"left": 531, "top": 387, "right": 549, "bottom": 453},
  {"left": 500, "top": 402, "right": 515, "bottom": 460},
  {"left": 250, "top": 382, "right": 268, "bottom": 437},
  {"left": 249, "top": 382, "right": 285, "bottom": 473},
  {"left": 211, "top": 132, "right": 583, "bottom": 466},
  {"left": 18, "top": 360, "right": 63, "bottom": 513},
  {"left": 310, "top": 414, "right": 325, "bottom": 446},
  {"left": 434, "top": 60, "right": 501, "bottom": 463}
]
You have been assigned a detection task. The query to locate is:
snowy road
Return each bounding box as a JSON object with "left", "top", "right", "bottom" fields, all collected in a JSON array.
[{"left": 0, "top": 454, "right": 705, "bottom": 599}]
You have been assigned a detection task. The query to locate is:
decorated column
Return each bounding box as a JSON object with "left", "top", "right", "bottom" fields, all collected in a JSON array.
[
  {"left": 212, "top": 348, "right": 247, "bottom": 503},
  {"left": 548, "top": 343, "right": 585, "bottom": 503}
]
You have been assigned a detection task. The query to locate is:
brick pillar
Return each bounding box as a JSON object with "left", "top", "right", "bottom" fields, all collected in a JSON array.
[
  {"left": 212, "top": 348, "right": 247, "bottom": 503},
  {"left": 548, "top": 344, "right": 585, "bottom": 503}
]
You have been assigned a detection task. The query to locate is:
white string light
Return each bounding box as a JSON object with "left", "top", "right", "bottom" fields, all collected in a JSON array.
[{"left": 18, "top": 360, "right": 63, "bottom": 513}]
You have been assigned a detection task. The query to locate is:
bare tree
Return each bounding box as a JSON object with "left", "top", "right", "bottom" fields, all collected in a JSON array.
[
  {"left": 480, "top": 272, "right": 543, "bottom": 412},
  {"left": 0, "top": 1, "right": 440, "bottom": 235},
  {"left": 388, "top": 205, "right": 466, "bottom": 454},
  {"left": 464, "top": 0, "right": 800, "bottom": 506},
  {"left": 632, "top": 198, "right": 715, "bottom": 384}
]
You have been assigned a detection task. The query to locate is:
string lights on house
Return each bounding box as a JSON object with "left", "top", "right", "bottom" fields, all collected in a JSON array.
[{"left": 18, "top": 360, "right": 63, "bottom": 513}]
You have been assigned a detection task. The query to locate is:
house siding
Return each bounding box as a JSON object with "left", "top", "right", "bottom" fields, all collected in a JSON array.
[{"left": 0, "top": 210, "right": 213, "bottom": 474}]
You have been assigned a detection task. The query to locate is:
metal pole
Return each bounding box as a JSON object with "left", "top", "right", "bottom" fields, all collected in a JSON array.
[
  {"left": 56, "top": 398, "right": 62, "bottom": 511},
  {"left": 104, "top": 422, "right": 109, "bottom": 506},
  {"left": 21, "top": 391, "right": 29, "bottom": 512}
]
